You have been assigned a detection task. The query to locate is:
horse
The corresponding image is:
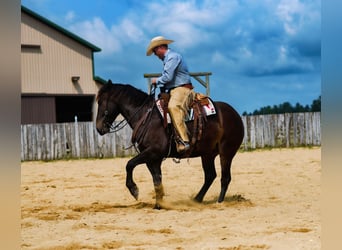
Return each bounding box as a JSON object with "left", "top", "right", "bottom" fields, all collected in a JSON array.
[{"left": 96, "top": 80, "right": 244, "bottom": 209}]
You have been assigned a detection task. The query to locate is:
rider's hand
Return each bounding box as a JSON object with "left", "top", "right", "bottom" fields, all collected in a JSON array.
[{"left": 151, "top": 79, "right": 157, "bottom": 87}]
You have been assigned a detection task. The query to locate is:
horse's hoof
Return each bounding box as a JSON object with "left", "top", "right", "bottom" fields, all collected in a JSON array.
[
  {"left": 193, "top": 196, "right": 203, "bottom": 203},
  {"left": 129, "top": 186, "right": 139, "bottom": 200},
  {"left": 217, "top": 196, "right": 224, "bottom": 203},
  {"left": 154, "top": 203, "right": 162, "bottom": 210}
]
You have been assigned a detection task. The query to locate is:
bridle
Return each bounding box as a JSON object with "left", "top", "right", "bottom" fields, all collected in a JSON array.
[
  {"left": 102, "top": 87, "right": 156, "bottom": 133},
  {"left": 101, "top": 86, "right": 173, "bottom": 158},
  {"left": 103, "top": 109, "right": 129, "bottom": 133}
]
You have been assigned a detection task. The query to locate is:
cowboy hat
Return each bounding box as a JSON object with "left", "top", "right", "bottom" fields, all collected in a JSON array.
[{"left": 146, "top": 36, "right": 174, "bottom": 56}]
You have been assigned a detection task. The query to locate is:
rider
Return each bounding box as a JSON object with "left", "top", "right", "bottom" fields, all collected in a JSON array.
[{"left": 146, "top": 36, "right": 194, "bottom": 153}]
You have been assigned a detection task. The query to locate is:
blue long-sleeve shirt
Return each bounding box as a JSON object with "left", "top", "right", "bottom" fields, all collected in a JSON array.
[{"left": 156, "top": 49, "right": 191, "bottom": 90}]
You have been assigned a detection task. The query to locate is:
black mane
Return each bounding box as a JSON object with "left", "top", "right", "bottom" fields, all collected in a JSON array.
[{"left": 97, "top": 80, "right": 150, "bottom": 105}]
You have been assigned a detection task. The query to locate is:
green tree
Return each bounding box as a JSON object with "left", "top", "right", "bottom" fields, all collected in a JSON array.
[
  {"left": 279, "top": 102, "right": 293, "bottom": 113},
  {"left": 311, "top": 95, "right": 321, "bottom": 112},
  {"left": 242, "top": 96, "right": 321, "bottom": 115}
]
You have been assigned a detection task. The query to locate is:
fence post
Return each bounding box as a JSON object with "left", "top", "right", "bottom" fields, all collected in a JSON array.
[{"left": 74, "top": 116, "right": 80, "bottom": 158}]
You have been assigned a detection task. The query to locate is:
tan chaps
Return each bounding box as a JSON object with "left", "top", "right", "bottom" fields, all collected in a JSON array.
[{"left": 168, "top": 86, "right": 194, "bottom": 142}]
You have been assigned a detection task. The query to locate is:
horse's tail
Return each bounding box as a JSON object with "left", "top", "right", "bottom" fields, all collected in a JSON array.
[{"left": 216, "top": 101, "right": 244, "bottom": 147}]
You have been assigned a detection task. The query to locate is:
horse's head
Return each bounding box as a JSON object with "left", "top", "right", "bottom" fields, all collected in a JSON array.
[{"left": 95, "top": 80, "right": 121, "bottom": 135}]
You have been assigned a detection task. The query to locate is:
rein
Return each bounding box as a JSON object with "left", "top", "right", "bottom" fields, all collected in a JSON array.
[
  {"left": 102, "top": 86, "right": 173, "bottom": 157},
  {"left": 104, "top": 87, "right": 156, "bottom": 134},
  {"left": 106, "top": 116, "right": 129, "bottom": 133}
]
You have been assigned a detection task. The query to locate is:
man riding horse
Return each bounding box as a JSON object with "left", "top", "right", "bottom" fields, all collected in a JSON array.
[
  {"left": 95, "top": 36, "right": 244, "bottom": 208},
  {"left": 146, "top": 36, "right": 195, "bottom": 153}
]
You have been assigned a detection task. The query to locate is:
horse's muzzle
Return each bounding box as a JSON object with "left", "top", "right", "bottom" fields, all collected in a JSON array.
[
  {"left": 96, "top": 121, "right": 108, "bottom": 135},
  {"left": 96, "top": 127, "right": 106, "bottom": 135}
]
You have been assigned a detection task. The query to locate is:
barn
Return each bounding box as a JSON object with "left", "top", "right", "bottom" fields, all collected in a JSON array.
[{"left": 21, "top": 6, "right": 105, "bottom": 124}]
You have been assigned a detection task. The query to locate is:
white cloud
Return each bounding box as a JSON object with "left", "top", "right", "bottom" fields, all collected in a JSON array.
[
  {"left": 65, "top": 0, "right": 241, "bottom": 55},
  {"left": 239, "top": 46, "right": 252, "bottom": 58},
  {"left": 65, "top": 0, "right": 319, "bottom": 78},
  {"left": 67, "top": 12, "right": 145, "bottom": 55},
  {"left": 64, "top": 11, "right": 75, "bottom": 22},
  {"left": 141, "top": 0, "right": 238, "bottom": 48},
  {"left": 269, "top": 81, "right": 305, "bottom": 91},
  {"left": 111, "top": 18, "right": 145, "bottom": 44},
  {"left": 211, "top": 51, "right": 226, "bottom": 64},
  {"left": 279, "top": 45, "right": 287, "bottom": 62},
  {"left": 69, "top": 17, "right": 121, "bottom": 54},
  {"left": 276, "top": 0, "right": 319, "bottom": 36}
]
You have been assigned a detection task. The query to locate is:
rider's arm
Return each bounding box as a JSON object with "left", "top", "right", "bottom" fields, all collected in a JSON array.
[{"left": 156, "top": 53, "right": 181, "bottom": 86}]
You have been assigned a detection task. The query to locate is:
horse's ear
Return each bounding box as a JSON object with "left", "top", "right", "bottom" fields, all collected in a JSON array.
[{"left": 107, "top": 79, "right": 112, "bottom": 84}]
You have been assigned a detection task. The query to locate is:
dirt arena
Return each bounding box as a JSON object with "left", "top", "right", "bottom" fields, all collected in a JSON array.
[{"left": 21, "top": 147, "right": 321, "bottom": 250}]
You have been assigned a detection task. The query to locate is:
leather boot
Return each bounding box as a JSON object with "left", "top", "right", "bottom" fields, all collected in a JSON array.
[{"left": 177, "top": 140, "right": 190, "bottom": 153}]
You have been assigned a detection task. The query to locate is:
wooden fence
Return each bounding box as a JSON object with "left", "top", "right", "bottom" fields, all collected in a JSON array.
[
  {"left": 241, "top": 112, "right": 321, "bottom": 149},
  {"left": 21, "top": 112, "right": 321, "bottom": 161},
  {"left": 21, "top": 121, "right": 136, "bottom": 161}
]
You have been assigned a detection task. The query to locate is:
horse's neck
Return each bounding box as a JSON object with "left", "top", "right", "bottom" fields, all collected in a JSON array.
[{"left": 120, "top": 102, "right": 150, "bottom": 129}]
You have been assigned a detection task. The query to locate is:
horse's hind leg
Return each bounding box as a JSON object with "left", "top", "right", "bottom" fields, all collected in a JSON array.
[
  {"left": 194, "top": 155, "right": 217, "bottom": 202},
  {"left": 146, "top": 160, "right": 164, "bottom": 209},
  {"left": 217, "top": 152, "right": 234, "bottom": 203}
]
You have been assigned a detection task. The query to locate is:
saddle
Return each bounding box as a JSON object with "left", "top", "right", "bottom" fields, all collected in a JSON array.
[{"left": 156, "top": 92, "right": 216, "bottom": 147}]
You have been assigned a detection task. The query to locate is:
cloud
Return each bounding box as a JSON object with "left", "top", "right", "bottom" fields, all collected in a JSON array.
[
  {"left": 64, "top": 11, "right": 75, "bottom": 22},
  {"left": 66, "top": 8, "right": 146, "bottom": 55},
  {"left": 66, "top": 0, "right": 320, "bottom": 81},
  {"left": 277, "top": 0, "right": 305, "bottom": 35},
  {"left": 111, "top": 18, "right": 145, "bottom": 44},
  {"left": 68, "top": 17, "right": 121, "bottom": 54},
  {"left": 141, "top": 0, "right": 238, "bottom": 48},
  {"left": 208, "top": 0, "right": 321, "bottom": 78},
  {"left": 66, "top": 0, "right": 239, "bottom": 54},
  {"left": 211, "top": 51, "right": 228, "bottom": 65},
  {"left": 276, "top": 0, "right": 320, "bottom": 37}
]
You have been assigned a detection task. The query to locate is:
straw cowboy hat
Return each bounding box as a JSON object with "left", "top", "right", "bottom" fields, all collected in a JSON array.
[{"left": 146, "top": 36, "right": 174, "bottom": 56}]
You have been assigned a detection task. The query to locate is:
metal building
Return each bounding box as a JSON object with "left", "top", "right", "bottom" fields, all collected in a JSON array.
[{"left": 21, "top": 6, "right": 106, "bottom": 124}]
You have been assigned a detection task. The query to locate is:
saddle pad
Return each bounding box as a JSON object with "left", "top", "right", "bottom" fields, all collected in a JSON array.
[{"left": 156, "top": 98, "right": 216, "bottom": 124}]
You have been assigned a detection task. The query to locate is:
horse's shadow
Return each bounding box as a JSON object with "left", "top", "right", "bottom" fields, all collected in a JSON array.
[
  {"left": 70, "top": 194, "right": 253, "bottom": 213},
  {"left": 136, "top": 193, "right": 253, "bottom": 211},
  {"left": 203, "top": 194, "right": 252, "bottom": 205},
  {"left": 70, "top": 201, "right": 154, "bottom": 213}
]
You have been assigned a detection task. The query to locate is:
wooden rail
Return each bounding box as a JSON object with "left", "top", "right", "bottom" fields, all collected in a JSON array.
[{"left": 143, "top": 72, "right": 212, "bottom": 96}]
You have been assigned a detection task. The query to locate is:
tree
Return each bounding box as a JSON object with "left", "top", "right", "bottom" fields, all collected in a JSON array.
[
  {"left": 242, "top": 96, "right": 321, "bottom": 115},
  {"left": 311, "top": 95, "right": 321, "bottom": 112},
  {"left": 279, "top": 102, "right": 293, "bottom": 113}
]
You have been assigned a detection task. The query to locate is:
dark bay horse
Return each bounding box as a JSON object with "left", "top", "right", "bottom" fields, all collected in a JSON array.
[{"left": 96, "top": 80, "right": 244, "bottom": 209}]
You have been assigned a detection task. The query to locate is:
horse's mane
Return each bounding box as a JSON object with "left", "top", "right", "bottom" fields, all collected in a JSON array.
[{"left": 96, "top": 80, "right": 149, "bottom": 105}]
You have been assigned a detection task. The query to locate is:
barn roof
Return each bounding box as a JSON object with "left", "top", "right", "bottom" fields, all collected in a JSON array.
[{"left": 21, "top": 5, "right": 101, "bottom": 52}]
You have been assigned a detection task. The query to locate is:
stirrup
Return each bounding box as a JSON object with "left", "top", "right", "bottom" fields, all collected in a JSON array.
[{"left": 177, "top": 140, "right": 190, "bottom": 153}]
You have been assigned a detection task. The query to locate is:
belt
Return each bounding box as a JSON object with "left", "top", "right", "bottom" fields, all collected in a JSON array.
[
  {"left": 166, "top": 83, "right": 193, "bottom": 93},
  {"left": 179, "top": 83, "right": 193, "bottom": 90}
]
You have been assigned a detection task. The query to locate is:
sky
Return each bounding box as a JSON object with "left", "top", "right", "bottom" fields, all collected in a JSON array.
[{"left": 21, "top": 0, "right": 321, "bottom": 114}]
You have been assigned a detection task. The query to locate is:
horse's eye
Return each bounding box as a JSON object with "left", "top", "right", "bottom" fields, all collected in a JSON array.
[{"left": 104, "top": 110, "right": 108, "bottom": 116}]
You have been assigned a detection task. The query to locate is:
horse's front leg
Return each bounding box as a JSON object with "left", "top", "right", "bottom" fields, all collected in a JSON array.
[
  {"left": 146, "top": 160, "right": 164, "bottom": 209},
  {"left": 125, "top": 153, "right": 149, "bottom": 200}
]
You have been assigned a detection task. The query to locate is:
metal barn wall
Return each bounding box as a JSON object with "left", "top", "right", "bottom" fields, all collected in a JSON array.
[
  {"left": 21, "top": 96, "right": 56, "bottom": 124},
  {"left": 21, "top": 11, "right": 101, "bottom": 95}
]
